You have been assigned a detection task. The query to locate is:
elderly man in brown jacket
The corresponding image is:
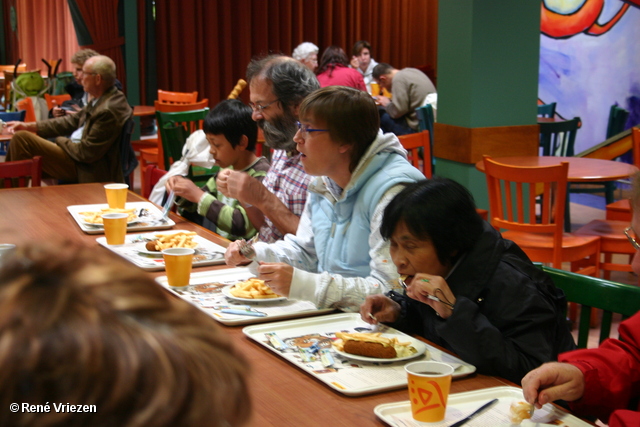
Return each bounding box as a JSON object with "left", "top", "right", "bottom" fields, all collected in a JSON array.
[{"left": 5, "top": 55, "right": 132, "bottom": 183}]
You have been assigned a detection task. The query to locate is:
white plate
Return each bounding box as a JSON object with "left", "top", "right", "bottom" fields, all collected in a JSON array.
[
  {"left": 80, "top": 215, "right": 141, "bottom": 226},
  {"left": 333, "top": 336, "right": 427, "bottom": 363},
  {"left": 136, "top": 241, "right": 199, "bottom": 258},
  {"left": 221, "top": 283, "right": 287, "bottom": 303},
  {"left": 68, "top": 202, "right": 175, "bottom": 235}
]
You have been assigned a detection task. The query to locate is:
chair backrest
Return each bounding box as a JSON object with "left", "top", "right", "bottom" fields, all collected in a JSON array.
[
  {"left": 415, "top": 104, "right": 435, "bottom": 172},
  {"left": 0, "top": 156, "right": 42, "bottom": 188},
  {"left": 119, "top": 118, "right": 137, "bottom": 186},
  {"left": 16, "top": 97, "right": 36, "bottom": 122},
  {"left": 539, "top": 265, "right": 640, "bottom": 348},
  {"left": 539, "top": 116, "right": 581, "bottom": 156},
  {"left": 0, "top": 110, "right": 27, "bottom": 122},
  {"left": 398, "top": 130, "right": 432, "bottom": 178},
  {"left": 0, "top": 63, "right": 26, "bottom": 73},
  {"left": 606, "top": 104, "right": 629, "bottom": 139},
  {"left": 537, "top": 102, "right": 556, "bottom": 118},
  {"left": 483, "top": 156, "right": 569, "bottom": 268},
  {"left": 44, "top": 93, "right": 72, "bottom": 110},
  {"left": 142, "top": 164, "right": 168, "bottom": 199},
  {"left": 156, "top": 108, "right": 210, "bottom": 170},
  {"left": 157, "top": 90, "right": 198, "bottom": 104},
  {"left": 154, "top": 99, "right": 209, "bottom": 113}
]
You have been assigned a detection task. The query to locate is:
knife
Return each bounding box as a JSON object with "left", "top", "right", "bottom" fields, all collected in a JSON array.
[
  {"left": 220, "top": 309, "right": 267, "bottom": 317},
  {"left": 449, "top": 398, "right": 498, "bottom": 427}
]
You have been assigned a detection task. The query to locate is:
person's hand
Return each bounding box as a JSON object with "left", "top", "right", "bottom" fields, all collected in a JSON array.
[
  {"left": 376, "top": 95, "right": 391, "bottom": 107},
  {"left": 350, "top": 56, "right": 359, "bottom": 68},
  {"left": 224, "top": 240, "right": 251, "bottom": 267},
  {"left": 5, "top": 121, "right": 28, "bottom": 134},
  {"left": 165, "top": 176, "right": 203, "bottom": 203},
  {"left": 360, "top": 294, "right": 401, "bottom": 325},
  {"left": 221, "top": 170, "right": 265, "bottom": 206},
  {"left": 52, "top": 107, "right": 66, "bottom": 118},
  {"left": 405, "top": 274, "right": 456, "bottom": 319},
  {"left": 522, "top": 362, "right": 585, "bottom": 409},
  {"left": 257, "top": 262, "right": 293, "bottom": 297},
  {"left": 216, "top": 168, "right": 232, "bottom": 197}
]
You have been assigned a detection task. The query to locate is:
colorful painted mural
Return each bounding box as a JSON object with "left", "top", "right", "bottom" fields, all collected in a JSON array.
[{"left": 539, "top": 0, "right": 640, "bottom": 154}]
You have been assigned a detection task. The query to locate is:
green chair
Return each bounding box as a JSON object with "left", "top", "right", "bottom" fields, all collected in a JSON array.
[
  {"left": 156, "top": 108, "right": 218, "bottom": 186},
  {"left": 537, "top": 102, "right": 556, "bottom": 118},
  {"left": 539, "top": 265, "right": 640, "bottom": 348},
  {"left": 606, "top": 104, "right": 629, "bottom": 139},
  {"left": 415, "top": 104, "right": 435, "bottom": 173}
]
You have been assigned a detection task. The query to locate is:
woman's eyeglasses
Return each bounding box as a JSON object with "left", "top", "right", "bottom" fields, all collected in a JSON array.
[{"left": 296, "top": 121, "right": 329, "bottom": 136}]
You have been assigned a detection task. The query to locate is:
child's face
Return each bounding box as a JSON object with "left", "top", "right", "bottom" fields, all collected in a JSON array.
[{"left": 206, "top": 133, "right": 241, "bottom": 169}]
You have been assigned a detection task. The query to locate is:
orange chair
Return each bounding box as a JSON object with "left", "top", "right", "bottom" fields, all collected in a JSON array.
[
  {"left": 483, "top": 156, "right": 600, "bottom": 276},
  {"left": 0, "top": 64, "right": 26, "bottom": 110},
  {"left": 0, "top": 156, "right": 42, "bottom": 188},
  {"left": 138, "top": 98, "right": 209, "bottom": 186},
  {"left": 44, "top": 93, "right": 71, "bottom": 110},
  {"left": 16, "top": 97, "right": 36, "bottom": 122},
  {"left": 398, "top": 130, "right": 432, "bottom": 178},
  {"left": 157, "top": 90, "right": 198, "bottom": 104},
  {"left": 142, "top": 164, "right": 168, "bottom": 199},
  {"left": 574, "top": 127, "right": 640, "bottom": 280}
]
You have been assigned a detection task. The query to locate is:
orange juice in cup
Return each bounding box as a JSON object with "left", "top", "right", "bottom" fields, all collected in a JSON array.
[
  {"left": 162, "top": 248, "right": 195, "bottom": 287},
  {"left": 370, "top": 82, "right": 381, "bottom": 97},
  {"left": 102, "top": 213, "right": 129, "bottom": 245},
  {"left": 382, "top": 87, "right": 392, "bottom": 99},
  {"left": 405, "top": 361, "right": 454, "bottom": 422},
  {"left": 104, "top": 184, "right": 129, "bottom": 209}
]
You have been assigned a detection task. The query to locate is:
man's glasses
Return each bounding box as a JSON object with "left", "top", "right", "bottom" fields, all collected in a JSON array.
[
  {"left": 296, "top": 121, "right": 329, "bottom": 136},
  {"left": 625, "top": 227, "right": 640, "bottom": 250},
  {"left": 248, "top": 99, "right": 279, "bottom": 112}
]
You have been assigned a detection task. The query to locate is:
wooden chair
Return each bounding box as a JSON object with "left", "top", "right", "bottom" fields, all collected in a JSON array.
[
  {"left": 157, "top": 90, "right": 198, "bottom": 104},
  {"left": 227, "top": 79, "right": 247, "bottom": 100},
  {"left": 483, "top": 156, "right": 600, "bottom": 277},
  {"left": 539, "top": 116, "right": 580, "bottom": 157},
  {"left": 604, "top": 127, "right": 640, "bottom": 222},
  {"left": 0, "top": 63, "right": 26, "bottom": 110},
  {"left": 15, "top": 97, "right": 36, "bottom": 122},
  {"left": 44, "top": 93, "right": 71, "bottom": 110},
  {"left": 0, "top": 156, "right": 42, "bottom": 188},
  {"left": 540, "top": 265, "right": 640, "bottom": 348},
  {"left": 607, "top": 104, "right": 629, "bottom": 139},
  {"left": 415, "top": 104, "right": 435, "bottom": 173},
  {"left": 142, "top": 164, "right": 168, "bottom": 199},
  {"left": 537, "top": 102, "right": 556, "bottom": 118},
  {"left": 137, "top": 98, "right": 209, "bottom": 186},
  {"left": 398, "top": 130, "right": 432, "bottom": 178}
]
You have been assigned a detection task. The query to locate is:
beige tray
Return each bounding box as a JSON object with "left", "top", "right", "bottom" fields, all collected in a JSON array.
[{"left": 68, "top": 202, "right": 175, "bottom": 234}]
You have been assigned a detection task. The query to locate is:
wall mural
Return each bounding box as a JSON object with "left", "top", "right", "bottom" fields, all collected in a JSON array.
[{"left": 538, "top": 0, "right": 640, "bottom": 154}]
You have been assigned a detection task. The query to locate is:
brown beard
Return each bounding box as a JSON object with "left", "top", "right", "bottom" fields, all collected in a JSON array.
[{"left": 258, "top": 108, "right": 298, "bottom": 151}]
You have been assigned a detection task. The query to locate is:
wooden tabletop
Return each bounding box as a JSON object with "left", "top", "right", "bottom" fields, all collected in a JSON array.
[
  {"left": 133, "top": 105, "right": 156, "bottom": 117},
  {"left": 0, "top": 183, "right": 586, "bottom": 425},
  {"left": 475, "top": 156, "right": 639, "bottom": 183}
]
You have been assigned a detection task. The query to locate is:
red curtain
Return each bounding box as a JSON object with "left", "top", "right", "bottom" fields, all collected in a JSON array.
[
  {"left": 154, "top": 0, "right": 438, "bottom": 106},
  {"left": 13, "top": 0, "right": 79, "bottom": 73},
  {"left": 73, "top": 0, "right": 126, "bottom": 92}
]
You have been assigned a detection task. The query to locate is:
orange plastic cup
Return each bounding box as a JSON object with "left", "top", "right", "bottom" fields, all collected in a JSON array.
[
  {"left": 104, "top": 183, "right": 129, "bottom": 209},
  {"left": 162, "top": 248, "right": 195, "bottom": 287},
  {"left": 370, "top": 82, "right": 381, "bottom": 97},
  {"left": 102, "top": 213, "right": 129, "bottom": 245},
  {"left": 405, "top": 361, "right": 454, "bottom": 422}
]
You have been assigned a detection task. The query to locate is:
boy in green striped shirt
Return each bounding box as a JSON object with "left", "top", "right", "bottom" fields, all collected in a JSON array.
[{"left": 166, "top": 100, "right": 270, "bottom": 240}]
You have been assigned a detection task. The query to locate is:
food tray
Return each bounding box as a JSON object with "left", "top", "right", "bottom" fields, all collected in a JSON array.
[
  {"left": 242, "top": 313, "right": 476, "bottom": 396},
  {"left": 374, "top": 386, "right": 591, "bottom": 426},
  {"left": 68, "top": 202, "right": 175, "bottom": 234},
  {"left": 97, "top": 229, "right": 225, "bottom": 271},
  {"left": 155, "top": 268, "right": 334, "bottom": 325}
]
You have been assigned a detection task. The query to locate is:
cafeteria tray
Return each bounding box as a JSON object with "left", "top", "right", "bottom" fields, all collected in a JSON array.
[
  {"left": 155, "top": 268, "right": 334, "bottom": 325},
  {"left": 97, "top": 229, "right": 225, "bottom": 271},
  {"left": 68, "top": 202, "right": 175, "bottom": 234},
  {"left": 242, "top": 313, "right": 476, "bottom": 396},
  {"left": 374, "top": 386, "right": 591, "bottom": 426}
]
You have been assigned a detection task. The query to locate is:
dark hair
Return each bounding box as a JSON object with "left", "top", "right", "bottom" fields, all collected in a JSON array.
[
  {"left": 246, "top": 54, "right": 320, "bottom": 112},
  {"left": 372, "top": 63, "right": 394, "bottom": 80},
  {"left": 317, "top": 46, "right": 349, "bottom": 76},
  {"left": 381, "top": 178, "right": 484, "bottom": 266},
  {"left": 203, "top": 99, "right": 258, "bottom": 151},
  {"left": 299, "top": 86, "right": 379, "bottom": 173},
  {"left": 351, "top": 40, "right": 372, "bottom": 57}
]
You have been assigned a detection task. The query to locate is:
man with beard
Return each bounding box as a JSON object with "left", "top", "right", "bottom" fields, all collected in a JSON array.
[{"left": 217, "top": 55, "right": 319, "bottom": 243}]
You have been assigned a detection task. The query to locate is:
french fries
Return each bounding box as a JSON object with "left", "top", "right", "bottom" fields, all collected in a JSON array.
[
  {"left": 229, "top": 278, "right": 281, "bottom": 299},
  {"left": 148, "top": 232, "right": 198, "bottom": 251},
  {"left": 79, "top": 208, "right": 137, "bottom": 224}
]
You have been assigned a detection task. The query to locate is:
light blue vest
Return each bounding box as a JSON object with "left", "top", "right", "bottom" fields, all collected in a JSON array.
[{"left": 308, "top": 151, "right": 424, "bottom": 277}]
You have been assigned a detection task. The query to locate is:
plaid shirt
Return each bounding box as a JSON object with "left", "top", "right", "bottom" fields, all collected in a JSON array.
[{"left": 258, "top": 150, "right": 311, "bottom": 243}]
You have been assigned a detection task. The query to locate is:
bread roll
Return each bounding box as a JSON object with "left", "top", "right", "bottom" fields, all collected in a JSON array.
[{"left": 343, "top": 340, "right": 397, "bottom": 359}]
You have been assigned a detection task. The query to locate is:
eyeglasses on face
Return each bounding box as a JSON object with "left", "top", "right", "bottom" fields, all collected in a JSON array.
[
  {"left": 625, "top": 226, "right": 640, "bottom": 250},
  {"left": 295, "top": 121, "right": 329, "bottom": 136},
  {"left": 248, "top": 99, "right": 279, "bottom": 112}
]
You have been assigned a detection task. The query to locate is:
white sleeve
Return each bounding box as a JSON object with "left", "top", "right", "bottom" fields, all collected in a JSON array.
[{"left": 286, "top": 185, "right": 405, "bottom": 311}]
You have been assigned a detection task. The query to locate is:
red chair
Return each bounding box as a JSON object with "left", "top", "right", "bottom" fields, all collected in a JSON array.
[
  {"left": 44, "top": 93, "right": 71, "bottom": 110},
  {"left": 142, "top": 164, "right": 168, "bottom": 199},
  {"left": 0, "top": 156, "right": 42, "bottom": 188},
  {"left": 398, "top": 130, "right": 432, "bottom": 178}
]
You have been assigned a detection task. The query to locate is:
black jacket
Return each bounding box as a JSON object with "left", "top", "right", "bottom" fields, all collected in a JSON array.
[{"left": 389, "top": 222, "right": 576, "bottom": 384}]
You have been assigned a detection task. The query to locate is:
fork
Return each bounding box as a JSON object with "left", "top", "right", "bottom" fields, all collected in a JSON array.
[{"left": 237, "top": 234, "right": 259, "bottom": 260}]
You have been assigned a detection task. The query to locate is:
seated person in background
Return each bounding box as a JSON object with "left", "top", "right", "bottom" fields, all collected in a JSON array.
[
  {"left": 372, "top": 62, "right": 436, "bottom": 136},
  {"left": 5, "top": 55, "right": 132, "bottom": 184},
  {"left": 350, "top": 40, "right": 378, "bottom": 94},
  {"left": 292, "top": 42, "right": 319, "bottom": 72},
  {"left": 167, "top": 99, "right": 270, "bottom": 241},
  {"left": 224, "top": 86, "right": 424, "bottom": 311},
  {"left": 360, "top": 178, "right": 575, "bottom": 384},
  {"left": 0, "top": 240, "right": 250, "bottom": 427},
  {"left": 522, "top": 173, "right": 640, "bottom": 427},
  {"left": 316, "top": 45, "right": 366, "bottom": 91}
]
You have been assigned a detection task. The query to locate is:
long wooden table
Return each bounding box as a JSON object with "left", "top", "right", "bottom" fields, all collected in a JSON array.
[{"left": 0, "top": 183, "right": 547, "bottom": 425}]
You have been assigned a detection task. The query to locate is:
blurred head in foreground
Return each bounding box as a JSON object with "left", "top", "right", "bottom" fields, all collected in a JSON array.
[{"left": 0, "top": 241, "right": 250, "bottom": 427}]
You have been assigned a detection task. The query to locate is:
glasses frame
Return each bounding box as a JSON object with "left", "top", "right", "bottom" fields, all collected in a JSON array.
[
  {"left": 624, "top": 226, "right": 640, "bottom": 250},
  {"left": 295, "top": 121, "right": 329, "bottom": 136},
  {"left": 249, "top": 99, "right": 279, "bottom": 112}
]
